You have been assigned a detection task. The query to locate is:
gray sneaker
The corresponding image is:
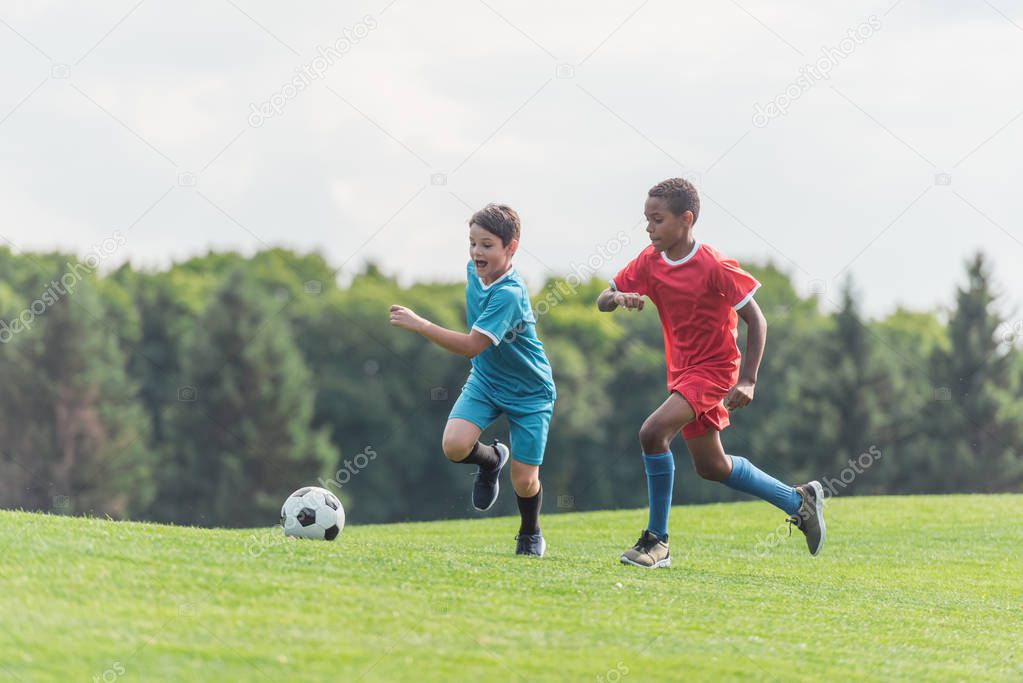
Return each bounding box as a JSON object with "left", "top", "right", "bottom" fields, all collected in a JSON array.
[
  {"left": 788, "top": 481, "right": 826, "bottom": 556},
  {"left": 620, "top": 530, "right": 670, "bottom": 569},
  {"left": 472, "top": 440, "right": 510, "bottom": 512},
  {"left": 515, "top": 532, "right": 546, "bottom": 557}
]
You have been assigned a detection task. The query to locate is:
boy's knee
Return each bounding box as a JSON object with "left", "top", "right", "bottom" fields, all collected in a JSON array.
[
  {"left": 639, "top": 420, "right": 669, "bottom": 453},
  {"left": 442, "top": 434, "right": 473, "bottom": 462},
  {"left": 694, "top": 458, "right": 730, "bottom": 482},
  {"left": 510, "top": 470, "right": 540, "bottom": 497}
]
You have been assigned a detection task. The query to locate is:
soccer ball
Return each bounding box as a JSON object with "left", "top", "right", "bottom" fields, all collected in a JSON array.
[{"left": 281, "top": 486, "right": 345, "bottom": 540}]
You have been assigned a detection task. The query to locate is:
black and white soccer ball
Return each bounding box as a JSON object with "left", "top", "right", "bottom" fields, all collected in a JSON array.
[{"left": 281, "top": 486, "right": 345, "bottom": 541}]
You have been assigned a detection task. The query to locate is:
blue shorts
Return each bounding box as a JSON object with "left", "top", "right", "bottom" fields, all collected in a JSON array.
[{"left": 449, "top": 381, "right": 554, "bottom": 466}]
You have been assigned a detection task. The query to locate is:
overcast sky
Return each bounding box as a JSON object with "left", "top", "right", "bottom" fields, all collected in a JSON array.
[{"left": 1, "top": 0, "right": 1021, "bottom": 317}]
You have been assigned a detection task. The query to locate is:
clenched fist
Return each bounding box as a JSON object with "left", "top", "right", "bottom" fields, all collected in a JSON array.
[
  {"left": 724, "top": 379, "right": 755, "bottom": 410},
  {"left": 389, "top": 305, "right": 428, "bottom": 332},
  {"left": 613, "top": 291, "right": 645, "bottom": 311}
]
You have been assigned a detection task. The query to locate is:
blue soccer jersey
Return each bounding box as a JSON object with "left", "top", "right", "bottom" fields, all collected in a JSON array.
[{"left": 463, "top": 261, "right": 556, "bottom": 406}]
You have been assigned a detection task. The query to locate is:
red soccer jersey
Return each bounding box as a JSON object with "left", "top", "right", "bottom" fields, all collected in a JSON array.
[{"left": 612, "top": 242, "right": 760, "bottom": 390}]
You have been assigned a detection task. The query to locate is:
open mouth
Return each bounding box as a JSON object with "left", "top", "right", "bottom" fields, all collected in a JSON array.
[{"left": 475, "top": 260, "right": 488, "bottom": 270}]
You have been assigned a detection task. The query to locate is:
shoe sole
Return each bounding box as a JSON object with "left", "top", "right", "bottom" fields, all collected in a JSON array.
[
  {"left": 619, "top": 554, "right": 671, "bottom": 569},
  {"left": 473, "top": 443, "right": 510, "bottom": 512},
  {"left": 807, "top": 479, "right": 826, "bottom": 556}
]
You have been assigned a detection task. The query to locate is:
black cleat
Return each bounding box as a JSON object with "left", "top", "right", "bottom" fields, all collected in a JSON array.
[
  {"left": 515, "top": 531, "right": 546, "bottom": 557},
  {"left": 472, "top": 440, "right": 509, "bottom": 511}
]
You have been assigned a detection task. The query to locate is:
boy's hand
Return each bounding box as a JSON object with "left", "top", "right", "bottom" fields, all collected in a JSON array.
[
  {"left": 389, "top": 305, "right": 428, "bottom": 333},
  {"left": 612, "top": 291, "right": 645, "bottom": 311},
  {"left": 724, "top": 379, "right": 755, "bottom": 409}
]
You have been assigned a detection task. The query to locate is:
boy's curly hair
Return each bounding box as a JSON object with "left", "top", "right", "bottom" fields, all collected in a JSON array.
[
  {"left": 649, "top": 178, "right": 700, "bottom": 223},
  {"left": 469, "top": 203, "right": 521, "bottom": 246}
]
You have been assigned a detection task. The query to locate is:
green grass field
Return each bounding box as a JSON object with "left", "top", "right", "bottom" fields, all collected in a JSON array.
[{"left": 1, "top": 495, "right": 1020, "bottom": 682}]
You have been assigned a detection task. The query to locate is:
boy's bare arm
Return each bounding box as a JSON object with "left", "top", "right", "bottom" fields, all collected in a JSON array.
[
  {"left": 597, "top": 288, "right": 645, "bottom": 313},
  {"left": 726, "top": 298, "right": 767, "bottom": 409},
  {"left": 389, "top": 305, "right": 492, "bottom": 358}
]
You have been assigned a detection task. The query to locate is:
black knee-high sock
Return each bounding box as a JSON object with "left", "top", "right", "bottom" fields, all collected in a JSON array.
[
  {"left": 458, "top": 441, "right": 500, "bottom": 469},
  {"left": 517, "top": 484, "right": 542, "bottom": 535}
]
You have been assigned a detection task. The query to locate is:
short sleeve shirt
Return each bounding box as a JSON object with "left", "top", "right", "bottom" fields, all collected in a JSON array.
[
  {"left": 465, "top": 262, "right": 556, "bottom": 404},
  {"left": 612, "top": 242, "right": 760, "bottom": 386}
]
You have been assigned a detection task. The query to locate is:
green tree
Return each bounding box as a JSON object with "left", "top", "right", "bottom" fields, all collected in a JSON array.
[
  {"left": 153, "top": 268, "right": 338, "bottom": 526},
  {"left": 534, "top": 277, "right": 635, "bottom": 512},
  {"left": 823, "top": 279, "right": 889, "bottom": 488},
  {"left": 728, "top": 263, "right": 831, "bottom": 494},
  {"left": 5, "top": 245, "right": 1019, "bottom": 526},
  {"left": 290, "top": 264, "right": 477, "bottom": 523},
  {"left": 0, "top": 260, "right": 153, "bottom": 517},
  {"left": 914, "top": 254, "right": 1023, "bottom": 491},
  {"left": 110, "top": 266, "right": 211, "bottom": 448}
]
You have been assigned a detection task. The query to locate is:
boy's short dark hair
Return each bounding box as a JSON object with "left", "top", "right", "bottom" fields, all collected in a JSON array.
[
  {"left": 469, "top": 203, "right": 520, "bottom": 246},
  {"left": 649, "top": 178, "right": 700, "bottom": 223}
]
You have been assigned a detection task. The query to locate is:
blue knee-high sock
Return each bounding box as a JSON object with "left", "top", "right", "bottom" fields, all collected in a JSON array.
[
  {"left": 724, "top": 455, "right": 801, "bottom": 515},
  {"left": 643, "top": 451, "right": 675, "bottom": 539}
]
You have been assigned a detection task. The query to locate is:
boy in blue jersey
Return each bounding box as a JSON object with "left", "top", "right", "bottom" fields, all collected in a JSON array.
[{"left": 389, "top": 203, "right": 556, "bottom": 557}]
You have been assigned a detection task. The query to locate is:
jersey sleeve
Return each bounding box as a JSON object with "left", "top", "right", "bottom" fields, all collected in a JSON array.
[
  {"left": 715, "top": 257, "right": 761, "bottom": 310},
  {"left": 471, "top": 287, "right": 521, "bottom": 346},
  {"left": 611, "top": 252, "right": 650, "bottom": 296}
]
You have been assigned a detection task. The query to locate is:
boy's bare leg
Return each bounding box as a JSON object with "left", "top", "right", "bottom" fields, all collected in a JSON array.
[
  {"left": 509, "top": 460, "right": 540, "bottom": 498},
  {"left": 682, "top": 430, "right": 733, "bottom": 481},
  {"left": 442, "top": 418, "right": 485, "bottom": 462},
  {"left": 638, "top": 393, "right": 695, "bottom": 454}
]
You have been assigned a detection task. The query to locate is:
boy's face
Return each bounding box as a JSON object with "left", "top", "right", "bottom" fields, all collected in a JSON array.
[
  {"left": 644, "top": 196, "right": 694, "bottom": 251},
  {"left": 469, "top": 223, "right": 517, "bottom": 282}
]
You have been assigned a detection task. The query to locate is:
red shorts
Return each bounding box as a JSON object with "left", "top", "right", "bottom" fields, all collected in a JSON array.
[{"left": 670, "top": 368, "right": 735, "bottom": 439}]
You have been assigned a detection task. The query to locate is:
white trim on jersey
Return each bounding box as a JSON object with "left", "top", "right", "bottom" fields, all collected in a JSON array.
[
  {"left": 476, "top": 266, "right": 516, "bottom": 291},
  {"left": 660, "top": 241, "right": 700, "bottom": 266},
  {"left": 733, "top": 283, "right": 761, "bottom": 311},
  {"left": 471, "top": 325, "right": 501, "bottom": 346}
]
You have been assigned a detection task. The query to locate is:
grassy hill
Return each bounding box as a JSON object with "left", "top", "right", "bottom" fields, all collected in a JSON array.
[{"left": 1, "top": 495, "right": 1021, "bottom": 682}]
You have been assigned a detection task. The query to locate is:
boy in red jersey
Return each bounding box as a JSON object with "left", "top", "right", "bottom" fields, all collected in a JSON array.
[{"left": 597, "top": 178, "right": 825, "bottom": 568}]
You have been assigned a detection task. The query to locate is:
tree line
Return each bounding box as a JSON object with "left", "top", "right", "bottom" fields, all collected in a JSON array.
[{"left": 0, "top": 246, "right": 1020, "bottom": 528}]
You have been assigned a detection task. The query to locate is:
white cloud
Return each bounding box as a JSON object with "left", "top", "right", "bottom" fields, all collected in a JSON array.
[{"left": 0, "top": 0, "right": 1021, "bottom": 315}]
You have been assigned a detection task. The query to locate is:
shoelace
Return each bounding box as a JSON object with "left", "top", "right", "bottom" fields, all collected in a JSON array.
[
  {"left": 786, "top": 515, "right": 801, "bottom": 536},
  {"left": 634, "top": 535, "right": 660, "bottom": 552}
]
